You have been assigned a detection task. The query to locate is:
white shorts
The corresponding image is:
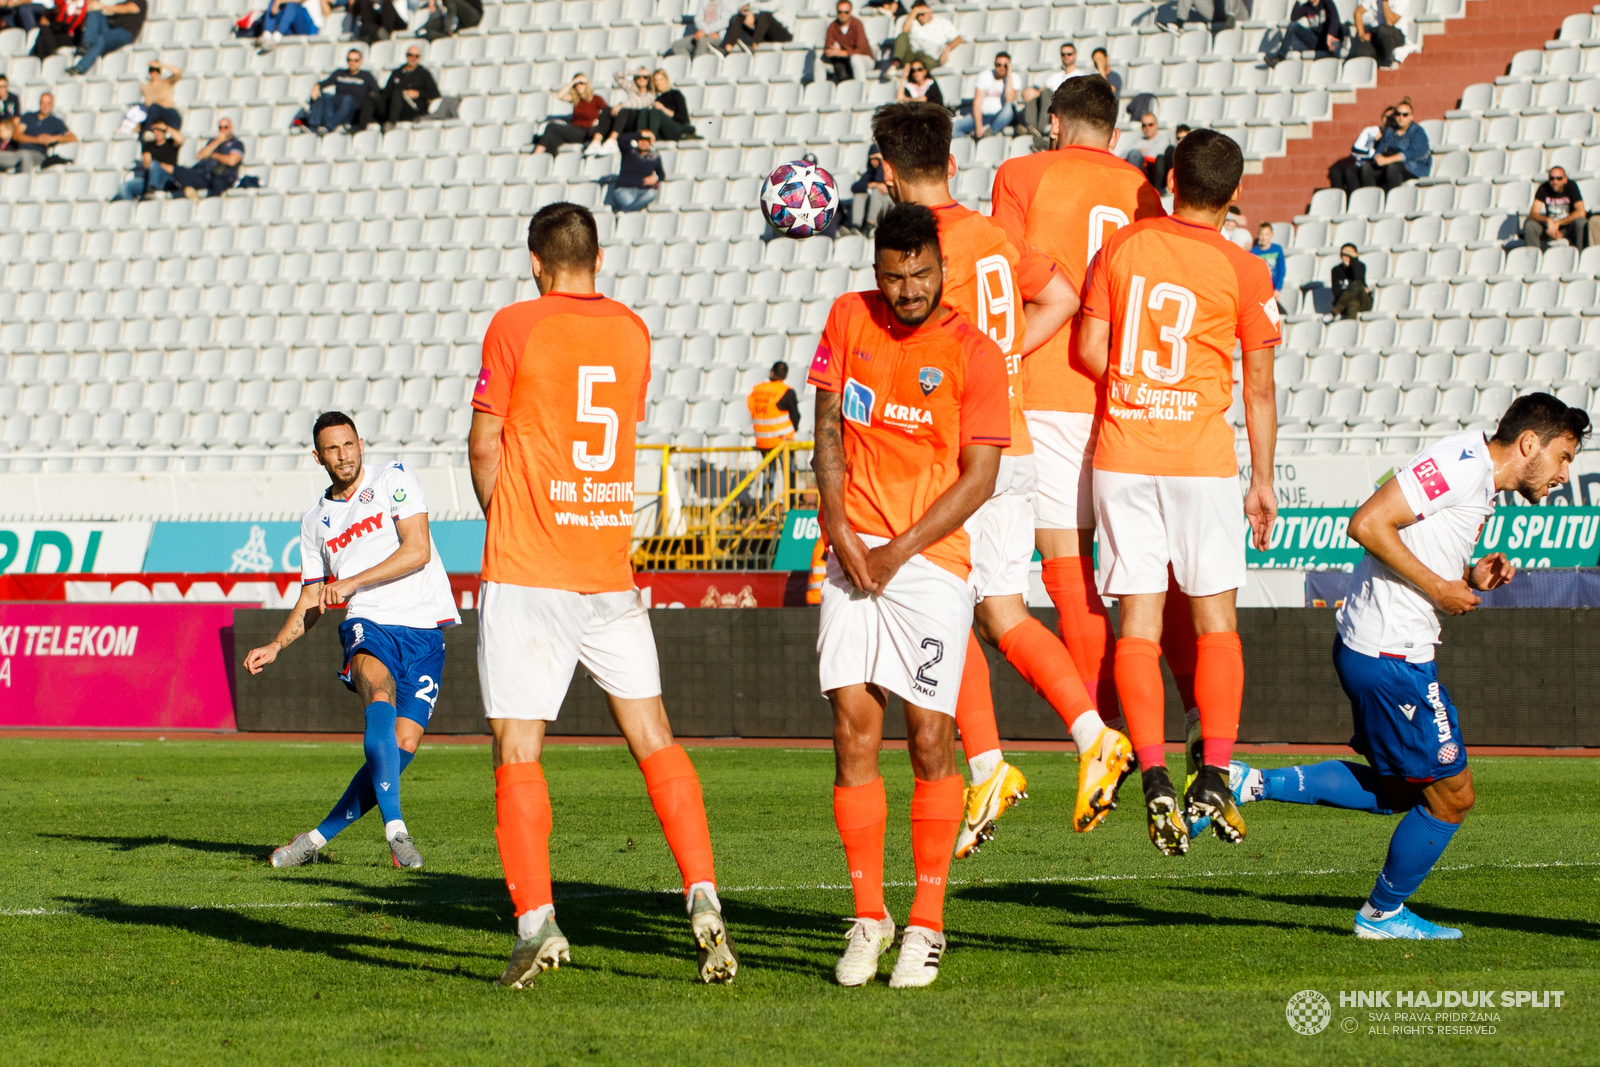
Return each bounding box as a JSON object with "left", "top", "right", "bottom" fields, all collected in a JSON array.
[
  {"left": 817, "top": 535, "right": 973, "bottom": 716},
  {"left": 966, "top": 455, "right": 1037, "bottom": 601},
  {"left": 1025, "top": 410, "right": 1096, "bottom": 530},
  {"left": 1091, "top": 471, "right": 1247, "bottom": 598},
  {"left": 477, "top": 580, "right": 662, "bottom": 721}
]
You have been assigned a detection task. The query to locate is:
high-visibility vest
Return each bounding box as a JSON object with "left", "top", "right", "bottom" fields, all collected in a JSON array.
[
  {"left": 806, "top": 531, "right": 828, "bottom": 605},
  {"left": 747, "top": 380, "right": 795, "bottom": 450}
]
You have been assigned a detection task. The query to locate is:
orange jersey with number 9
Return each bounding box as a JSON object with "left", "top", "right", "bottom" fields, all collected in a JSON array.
[
  {"left": 472, "top": 293, "right": 651, "bottom": 593},
  {"left": 990, "top": 145, "right": 1165, "bottom": 414},
  {"left": 1081, "top": 216, "right": 1281, "bottom": 478}
]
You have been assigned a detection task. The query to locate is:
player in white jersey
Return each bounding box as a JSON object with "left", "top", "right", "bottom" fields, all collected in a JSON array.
[
  {"left": 245, "top": 411, "right": 461, "bottom": 870},
  {"left": 1226, "top": 395, "right": 1588, "bottom": 939}
]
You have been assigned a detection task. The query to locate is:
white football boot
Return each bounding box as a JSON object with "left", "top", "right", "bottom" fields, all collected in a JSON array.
[
  {"left": 888, "top": 925, "right": 945, "bottom": 989},
  {"left": 835, "top": 912, "right": 895, "bottom": 987}
]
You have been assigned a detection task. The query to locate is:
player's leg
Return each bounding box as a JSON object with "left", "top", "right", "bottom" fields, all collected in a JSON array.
[
  {"left": 1356, "top": 769, "right": 1472, "bottom": 939},
  {"left": 344, "top": 650, "right": 427, "bottom": 866},
  {"left": 584, "top": 591, "right": 735, "bottom": 983},
  {"left": 952, "top": 630, "right": 1025, "bottom": 858},
  {"left": 830, "top": 681, "right": 896, "bottom": 985},
  {"left": 1229, "top": 758, "right": 1395, "bottom": 814},
  {"left": 889, "top": 698, "right": 962, "bottom": 990}
]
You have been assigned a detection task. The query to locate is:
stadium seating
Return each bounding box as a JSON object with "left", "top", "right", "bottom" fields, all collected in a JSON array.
[{"left": 0, "top": 0, "right": 1593, "bottom": 476}]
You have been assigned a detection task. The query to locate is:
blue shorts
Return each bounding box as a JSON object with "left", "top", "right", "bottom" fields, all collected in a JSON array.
[
  {"left": 337, "top": 617, "right": 446, "bottom": 729},
  {"left": 1332, "top": 636, "right": 1467, "bottom": 783}
]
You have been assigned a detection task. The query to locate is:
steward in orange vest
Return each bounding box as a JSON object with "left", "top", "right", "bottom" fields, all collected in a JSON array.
[{"left": 746, "top": 361, "right": 800, "bottom": 452}]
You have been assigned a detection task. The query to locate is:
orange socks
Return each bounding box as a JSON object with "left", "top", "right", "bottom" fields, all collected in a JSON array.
[
  {"left": 494, "top": 761, "right": 553, "bottom": 919},
  {"left": 1042, "top": 555, "right": 1118, "bottom": 717},
  {"left": 640, "top": 744, "right": 717, "bottom": 889},
  {"left": 997, "top": 616, "right": 1097, "bottom": 734},
  {"left": 1161, "top": 583, "right": 1198, "bottom": 716},
  {"left": 833, "top": 778, "right": 888, "bottom": 921},
  {"left": 954, "top": 631, "right": 1001, "bottom": 764},
  {"left": 1195, "top": 631, "right": 1244, "bottom": 767},
  {"left": 908, "top": 775, "right": 964, "bottom": 932},
  {"left": 1114, "top": 636, "right": 1167, "bottom": 770}
]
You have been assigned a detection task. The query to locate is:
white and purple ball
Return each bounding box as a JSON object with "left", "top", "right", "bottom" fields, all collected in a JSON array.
[{"left": 759, "top": 160, "right": 839, "bottom": 238}]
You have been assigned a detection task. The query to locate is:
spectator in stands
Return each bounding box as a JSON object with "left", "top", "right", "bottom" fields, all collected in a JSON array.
[
  {"left": 605, "top": 130, "right": 665, "bottom": 213},
  {"left": 584, "top": 67, "right": 655, "bottom": 156},
  {"left": 111, "top": 117, "right": 181, "bottom": 199},
  {"left": 747, "top": 361, "right": 800, "bottom": 455},
  {"left": 888, "top": 1, "right": 961, "bottom": 78},
  {"left": 137, "top": 59, "right": 183, "bottom": 133},
  {"left": 1523, "top": 167, "right": 1592, "bottom": 251},
  {"left": 1350, "top": 0, "right": 1410, "bottom": 68},
  {"left": 821, "top": 1, "right": 873, "bottom": 84},
  {"left": 359, "top": 44, "right": 439, "bottom": 131},
  {"left": 1018, "top": 42, "right": 1085, "bottom": 139},
  {"left": 1266, "top": 0, "right": 1343, "bottom": 66},
  {"left": 638, "top": 70, "right": 695, "bottom": 141},
  {"left": 668, "top": 0, "right": 728, "bottom": 60},
  {"left": 1090, "top": 47, "right": 1121, "bottom": 96},
  {"left": 953, "top": 51, "right": 1018, "bottom": 140},
  {"left": 844, "top": 143, "right": 890, "bottom": 235},
  {"left": 1371, "top": 97, "right": 1428, "bottom": 189},
  {"left": 1253, "top": 223, "right": 1286, "bottom": 302},
  {"left": 350, "top": 0, "right": 406, "bottom": 44},
  {"left": 1221, "top": 205, "right": 1253, "bottom": 249},
  {"left": 1330, "top": 243, "right": 1371, "bottom": 320},
  {"left": 298, "top": 49, "right": 380, "bottom": 135},
  {"left": 65, "top": 0, "right": 146, "bottom": 76},
  {"left": 0, "top": 74, "right": 18, "bottom": 119},
  {"left": 0, "top": 116, "right": 38, "bottom": 173},
  {"left": 256, "top": 0, "right": 320, "bottom": 52},
  {"left": 530, "top": 73, "right": 605, "bottom": 155},
  {"left": 1171, "top": 0, "right": 1244, "bottom": 30},
  {"left": 15, "top": 91, "right": 75, "bottom": 166},
  {"left": 722, "top": 0, "right": 794, "bottom": 53},
  {"left": 419, "top": 0, "right": 482, "bottom": 41},
  {"left": 171, "top": 117, "right": 246, "bottom": 200},
  {"left": 894, "top": 59, "right": 943, "bottom": 106},
  {"left": 1123, "top": 112, "right": 1171, "bottom": 187},
  {"left": 1, "top": 0, "right": 48, "bottom": 32},
  {"left": 1329, "top": 104, "right": 1395, "bottom": 192},
  {"left": 30, "top": 0, "right": 86, "bottom": 61}
]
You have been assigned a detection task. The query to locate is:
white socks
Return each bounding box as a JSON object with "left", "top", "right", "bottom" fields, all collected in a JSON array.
[
  {"left": 517, "top": 903, "right": 555, "bottom": 939},
  {"left": 687, "top": 880, "right": 721, "bottom": 915},
  {"left": 1068, "top": 709, "right": 1109, "bottom": 754},
  {"left": 1360, "top": 901, "right": 1402, "bottom": 921},
  {"left": 967, "top": 749, "right": 1002, "bottom": 785},
  {"left": 307, "top": 828, "right": 328, "bottom": 848},
  {"left": 384, "top": 819, "right": 408, "bottom": 843}
]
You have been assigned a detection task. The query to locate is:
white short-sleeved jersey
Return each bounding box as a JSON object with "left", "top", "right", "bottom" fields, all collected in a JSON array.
[
  {"left": 1336, "top": 431, "right": 1496, "bottom": 662},
  {"left": 300, "top": 462, "right": 462, "bottom": 631}
]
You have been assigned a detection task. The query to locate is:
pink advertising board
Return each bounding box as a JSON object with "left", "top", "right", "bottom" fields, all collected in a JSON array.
[{"left": 0, "top": 604, "right": 237, "bottom": 729}]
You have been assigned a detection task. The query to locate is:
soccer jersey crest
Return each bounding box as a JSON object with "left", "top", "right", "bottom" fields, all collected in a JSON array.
[
  {"left": 918, "top": 367, "right": 944, "bottom": 396},
  {"left": 842, "top": 378, "right": 875, "bottom": 425}
]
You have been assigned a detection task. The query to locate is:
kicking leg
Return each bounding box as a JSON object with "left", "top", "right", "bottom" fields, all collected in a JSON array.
[
  {"left": 1355, "top": 771, "right": 1473, "bottom": 940},
  {"left": 349, "top": 653, "right": 422, "bottom": 867},
  {"left": 611, "top": 693, "right": 736, "bottom": 984},
  {"left": 830, "top": 683, "right": 895, "bottom": 986},
  {"left": 1236, "top": 758, "right": 1395, "bottom": 813},
  {"left": 890, "top": 701, "right": 960, "bottom": 989}
]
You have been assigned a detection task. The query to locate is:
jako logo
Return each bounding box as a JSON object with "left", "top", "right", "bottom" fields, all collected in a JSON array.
[
  {"left": 842, "top": 378, "right": 875, "bottom": 425},
  {"left": 328, "top": 512, "right": 384, "bottom": 553},
  {"left": 352, "top": 622, "right": 365, "bottom": 644},
  {"left": 883, "top": 403, "right": 933, "bottom": 425}
]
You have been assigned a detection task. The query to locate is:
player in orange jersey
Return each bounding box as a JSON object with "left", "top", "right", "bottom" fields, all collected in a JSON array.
[
  {"left": 1077, "top": 130, "right": 1280, "bottom": 857},
  {"left": 468, "top": 202, "right": 737, "bottom": 987},
  {"left": 869, "top": 101, "right": 1125, "bottom": 852},
  {"left": 811, "top": 202, "right": 1010, "bottom": 989}
]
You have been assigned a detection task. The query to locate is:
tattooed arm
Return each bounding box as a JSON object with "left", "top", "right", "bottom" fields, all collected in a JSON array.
[
  {"left": 243, "top": 581, "right": 325, "bottom": 674},
  {"left": 813, "top": 389, "right": 876, "bottom": 593}
]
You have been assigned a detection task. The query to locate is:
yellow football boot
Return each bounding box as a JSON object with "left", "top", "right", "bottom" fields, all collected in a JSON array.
[
  {"left": 954, "top": 760, "right": 1028, "bottom": 858},
  {"left": 1073, "top": 726, "right": 1134, "bottom": 832}
]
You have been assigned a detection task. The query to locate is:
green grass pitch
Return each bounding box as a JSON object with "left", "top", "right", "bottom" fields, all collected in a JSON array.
[{"left": 1, "top": 739, "right": 1595, "bottom": 1066}]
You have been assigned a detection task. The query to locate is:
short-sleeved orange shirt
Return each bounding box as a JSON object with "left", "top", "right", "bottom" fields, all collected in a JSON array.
[
  {"left": 808, "top": 292, "right": 1011, "bottom": 578},
  {"left": 1081, "top": 215, "right": 1281, "bottom": 478},
  {"left": 929, "top": 201, "right": 1057, "bottom": 457},
  {"left": 990, "top": 145, "right": 1166, "bottom": 414},
  {"left": 472, "top": 292, "right": 651, "bottom": 592}
]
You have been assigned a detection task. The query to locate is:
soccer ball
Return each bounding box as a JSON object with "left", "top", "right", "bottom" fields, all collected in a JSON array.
[{"left": 759, "top": 160, "right": 839, "bottom": 238}]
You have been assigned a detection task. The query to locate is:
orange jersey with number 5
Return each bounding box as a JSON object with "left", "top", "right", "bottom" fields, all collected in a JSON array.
[
  {"left": 472, "top": 293, "right": 651, "bottom": 593},
  {"left": 990, "top": 145, "right": 1165, "bottom": 414},
  {"left": 1081, "top": 216, "right": 1281, "bottom": 478},
  {"left": 928, "top": 201, "right": 1058, "bottom": 457}
]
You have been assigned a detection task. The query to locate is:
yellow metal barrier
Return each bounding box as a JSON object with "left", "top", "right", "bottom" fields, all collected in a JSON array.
[{"left": 632, "top": 441, "right": 815, "bottom": 571}]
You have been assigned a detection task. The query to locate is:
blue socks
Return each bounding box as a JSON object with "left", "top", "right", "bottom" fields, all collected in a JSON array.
[
  {"left": 1368, "top": 805, "right": 1460, "bottom": 912},
  {"left": 1262, "top": 760, "right": 1393, "bottom": 814},
  {"left": 315, "top": 748, "right": 416, "bottom": 843},
  {"left": 362, "top": 702, "right": 404, "bottom": 827}
]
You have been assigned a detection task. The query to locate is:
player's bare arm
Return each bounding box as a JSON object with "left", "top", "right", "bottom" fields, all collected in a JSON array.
[
  {"left": 1240, "top": 344, "right": 1278, "bottom": 551},
  {"left": 1468, "top": 553, "right": 1516, "bottom": 591},
  {"left": 320, "top": 512, "right": 433, "bottom": 611},
  {"left": 468, "top": 410, "right": 504, "bottom": 514},
  {"left": 813, "top": 389, "right": 875, "bottom": 592},
  {"left": 867, "top": 443, "right": 1001, "bottom": 589},
  {"left": 1076, "top": 313, "right": 1110, "bottom": 380},
  {"left": 1019, "top": 271, "right": 1079, "bottom": 356},
  {"left": 1347, "top": 479, "right": 1481, "bottom": 615},
  {"left": 243, "top": 581, "right": 324, "bottom": 673}
]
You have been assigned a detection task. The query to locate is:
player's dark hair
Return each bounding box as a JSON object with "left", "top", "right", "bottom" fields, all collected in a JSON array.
[
  {"left": 770, "top": 361, "right": 789, "bottom": 378},
  {"left": 526, "top": 201, "right": 599, "bottom": 269},
  {"left": 1172, "top": 128, "right": 1243, "bottom": 211},
  {"left": 1048, "top": 74, "right": 1117, "bottom": 135},
  {"left": 874, "top": 202, "right": 941, "bottom": 260},
  {"left": 312, "top": 410, "right": 357, "bottom": 447},
  {"left": 1492, "top": 392, "right": 1592, "bottom": 448},
  {"left": 871, "top": 102, "right": 951, "bottom": 184}
]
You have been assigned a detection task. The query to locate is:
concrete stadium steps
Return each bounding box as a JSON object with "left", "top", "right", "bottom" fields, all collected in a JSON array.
[{"left": 1240, "top": 0, "right": 1597, "bottom": 222}]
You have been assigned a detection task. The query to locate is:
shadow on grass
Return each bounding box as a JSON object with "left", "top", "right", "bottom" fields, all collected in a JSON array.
[
  {"left": 954, "top": 880, "right": 1350, "bottom": 937},
  {"left": 1244, "top": 890, "right": 1600, "bottom": 941},
  {"left": 38, "top": 833, "right": 275, "bottom": 862}
]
